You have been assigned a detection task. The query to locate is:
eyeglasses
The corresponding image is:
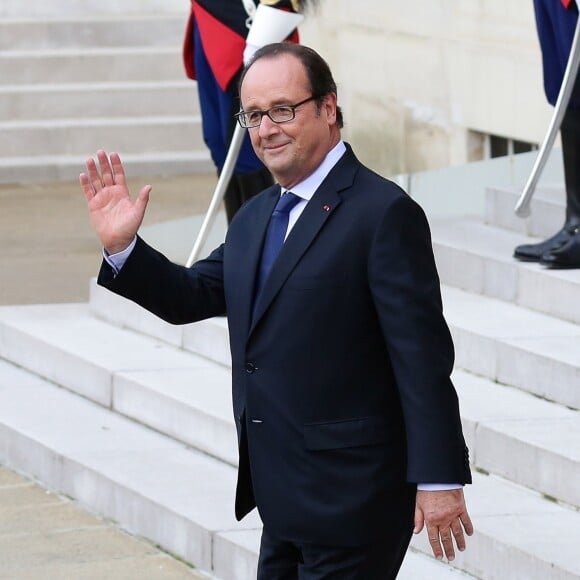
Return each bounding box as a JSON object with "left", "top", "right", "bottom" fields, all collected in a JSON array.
[{"left": 234, "top": 95, "right": 319, "bottom": 129}]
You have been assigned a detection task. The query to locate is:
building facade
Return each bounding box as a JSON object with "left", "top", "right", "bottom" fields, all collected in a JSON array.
[{"left": 300, "top": 0, "right": 551, "bottom": 176}]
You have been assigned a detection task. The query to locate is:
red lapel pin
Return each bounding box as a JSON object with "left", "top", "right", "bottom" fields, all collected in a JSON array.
[{"left": 323, "top": 204, "right": 331, "bottom": 212}]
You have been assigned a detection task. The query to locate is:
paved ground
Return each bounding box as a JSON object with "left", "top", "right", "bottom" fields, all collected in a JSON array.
[
  {"left": 0, "top": 172, "right": 218, "bottom": 579},
  {"left": 0, "top": 173, "right": 216, "bottom": 305}
]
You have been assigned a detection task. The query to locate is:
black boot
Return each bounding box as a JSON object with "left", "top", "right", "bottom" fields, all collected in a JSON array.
[
  {"left": 540, "top": 229, "right": 580, "bottom": 268},
  {"left": 539, "top": 107, "right": 580, "bottom": 268},
  {"left": 514, "top": 107, "right": 580, "bottom": 263},
  {"left": 236, "top": 167, "right": 275, "bottom": 206},
  {"left": 513, "top": 226, "right": 575, "bottom": 261}
]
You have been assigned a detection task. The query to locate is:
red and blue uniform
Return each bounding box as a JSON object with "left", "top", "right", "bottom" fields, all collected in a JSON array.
[
  {"left": 183, "top": 1, "right": 300, "bottom": 175},
  {"left": 533, "top": 0, "right": 580, "bottom": 108}
]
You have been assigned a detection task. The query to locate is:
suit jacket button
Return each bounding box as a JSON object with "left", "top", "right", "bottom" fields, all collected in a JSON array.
[{"left": 245, "top": 362, "right": 256, "bottom": 373}]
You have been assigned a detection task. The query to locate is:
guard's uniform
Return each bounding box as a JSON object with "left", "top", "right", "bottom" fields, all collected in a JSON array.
[
  {"left": 183, "top": 1, "right": 300, "bottom": 222},
  {"left": 514, "top": 0, "right": 580, "bottom": 266},
  {"left": 533, "top": 0, "right": 580, "bottom": 107}
]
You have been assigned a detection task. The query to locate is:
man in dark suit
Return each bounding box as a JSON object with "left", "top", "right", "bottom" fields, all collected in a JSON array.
[{"left": 81, "top": 42, "right": 473, "bottom": 579}]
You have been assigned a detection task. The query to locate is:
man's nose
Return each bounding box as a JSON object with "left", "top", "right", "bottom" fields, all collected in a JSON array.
[{"left": 258, "top": 114, "right": 280, "bottom": 137}]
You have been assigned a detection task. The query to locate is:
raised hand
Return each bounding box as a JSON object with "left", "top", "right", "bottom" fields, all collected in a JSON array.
[{"left": 80, "top": 150, "right": 151, "bottom": 254}]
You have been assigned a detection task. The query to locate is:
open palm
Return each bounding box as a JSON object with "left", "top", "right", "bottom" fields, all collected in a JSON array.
[{"left": 80, "top": 150, "right": 151, "bottom": 254}]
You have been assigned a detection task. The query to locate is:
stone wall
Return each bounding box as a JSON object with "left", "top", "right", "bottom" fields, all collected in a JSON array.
[{"left": 300, "top": 0, "right": 553, "bottom": 176}]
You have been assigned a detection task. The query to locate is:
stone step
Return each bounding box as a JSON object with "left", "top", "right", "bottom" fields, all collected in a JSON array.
[
  {"left": 442, "top": 285, "right": 580, "bottom": 411},
  {"left": 89, "top": 280, "right": 580, "bottom": 412},
  {"left": 0, "top": 303, "right": 235, "bottom": 466},
  {"left": 0, "top": 359, "right": 259, "bottom": 579},
  {"left": 0, "top": 81, "right": 199, "bottom": 121},
  {"left": 1, "top": 358, "right": 578, "bottom": 579},
  {"left": 0, "top": 150, "right": 213, "bottom": 184},
  {"left": 0, "top": 15, "right": 186, "bottom": 51},
  {"left": 89, "top": 281, "right": 232, "bottom": 368},
  {"left": 113, "top": 366, "right": 238, "bottom": 467},
  {"left": 2, "top": 300, "right": 579, "bottom": 510},
  {"left": 0, "top": 0, "right": 184, "bottom": 19},
  {"left": 0, "top": 115, "right": 205, "bottom": 158},
  {"left": 0, "top": 303, "right": 205, "bottom": 407},
  {"left": 0, "top": 10, "right": 207, "bottom": 184},
  {"left": 455, "top": 369, "right": 580, "bottom": 510},
  {"left": 0, "top": 47, "right": 185, "bottom": 85},
  {"left": 485, "top": 184, "right": 565, "bottom": 239},
  {"left": 431, "top": 217, "right": 580, "bottom": 325}
]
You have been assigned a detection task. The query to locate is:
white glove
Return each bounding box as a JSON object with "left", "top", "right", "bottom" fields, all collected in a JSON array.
[
  {"left": 243, "top": 42, "right": 260, "bottom": 65},
  {"left": 244, "top": 4, "right": 304, "bottom": 64}
]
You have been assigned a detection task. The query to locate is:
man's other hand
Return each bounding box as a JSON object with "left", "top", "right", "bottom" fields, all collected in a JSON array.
[{"left": 414, "top": 488, "right": 474, "bottom": 562}]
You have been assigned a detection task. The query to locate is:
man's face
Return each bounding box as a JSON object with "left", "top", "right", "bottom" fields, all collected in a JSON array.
[{"left": 240, "top": 53, "right": 338, "bottom": 190}]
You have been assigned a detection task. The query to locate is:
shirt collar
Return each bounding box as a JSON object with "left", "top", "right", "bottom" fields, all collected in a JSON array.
[{"left": 281, "top": 141, "right": 347, "bottom": 201}]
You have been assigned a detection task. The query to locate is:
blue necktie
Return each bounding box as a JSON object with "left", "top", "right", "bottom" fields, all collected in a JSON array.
[{"left": 255, "top": 191, "right": 301, "bottom": 299}]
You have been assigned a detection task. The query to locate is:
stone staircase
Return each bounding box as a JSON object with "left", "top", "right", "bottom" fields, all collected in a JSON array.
[
  {"left": 1, "top": 4, "right": 580, "bottom": 578},
  {"left": 0, "top": 181, "right": 579, "bottom": 579},
  {"left": 0, "top": 1, "right": 212, "bottom": 183}
]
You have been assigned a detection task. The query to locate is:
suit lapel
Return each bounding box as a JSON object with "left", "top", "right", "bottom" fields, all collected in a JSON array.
[
  {"left": 229, "top": 186, "right": 281, "bottom": 341},
  {"left": 250, "top": 148, "right": 358, "bottom": 333}
]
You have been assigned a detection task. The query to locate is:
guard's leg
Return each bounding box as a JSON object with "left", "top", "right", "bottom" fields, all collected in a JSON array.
[{"left": 540, "top": 107, "right": 580, "bottom": 268}]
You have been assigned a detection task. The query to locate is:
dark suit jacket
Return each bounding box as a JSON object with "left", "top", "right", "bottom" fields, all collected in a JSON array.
[{"left": 98, "top": 144, "right": 471, "bottom": 546}]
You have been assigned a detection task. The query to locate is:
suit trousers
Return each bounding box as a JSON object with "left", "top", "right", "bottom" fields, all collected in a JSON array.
[
  {"left": 257, "top": 527, "right": 413, "bottom": 580},
  {"left": 256, "top": 485, "right": 415, "bottom": 580}
]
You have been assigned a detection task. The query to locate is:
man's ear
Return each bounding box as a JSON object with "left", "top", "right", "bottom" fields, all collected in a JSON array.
[{"left": 323, "top": 93, "right": 338, "bottom": 125}]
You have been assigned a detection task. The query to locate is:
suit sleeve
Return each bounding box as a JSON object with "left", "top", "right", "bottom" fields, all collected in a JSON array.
[
  {"left": 98, "top": 236, "right": 227, "bottom": 325},
  {"left": 368, "top": 194, "right": 471, "bottom": 485}
]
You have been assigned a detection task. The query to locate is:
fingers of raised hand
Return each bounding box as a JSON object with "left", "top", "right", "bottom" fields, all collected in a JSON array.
[
  {"left": 79, "top": 171, "right": 94, "bottom": 201},
  {"left": 97, "top": 150, "right": 115, "bottom": 187},
  {"left": 83, "top": 150, "right": 124, "bottom": 191},
  {"left": 109, "top": 152, "right": 127, "bottom": 186},
  {"left": 81, "top": 150, "right": 128, "bottom": 200},
  {"left": 81, "top": 155, "right": 100, "bottom": 197}
]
